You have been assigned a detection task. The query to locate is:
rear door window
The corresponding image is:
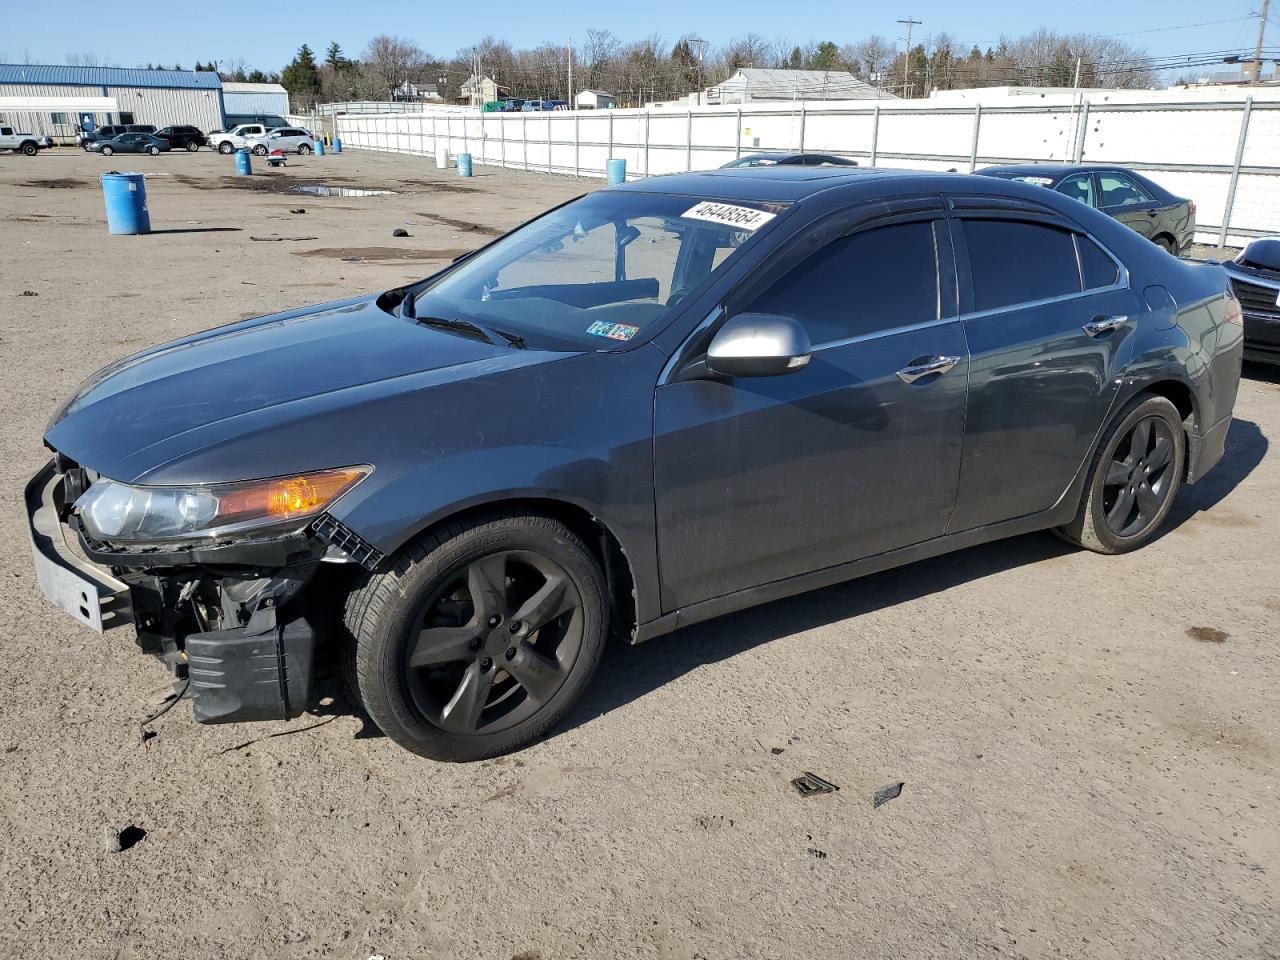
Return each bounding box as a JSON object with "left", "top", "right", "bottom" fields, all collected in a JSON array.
[
  {"left": 1056, "top": 173, "right": 1096, "bottom": 206},
  {"left": 746, "top": 219, "right": 940, "bottom": 344},
  {"left": 1098, "top": 173, "right": 1154, "bottom": 208},
  {"left": 962, "top": 219, "right": 1082, "bottom": 312}
]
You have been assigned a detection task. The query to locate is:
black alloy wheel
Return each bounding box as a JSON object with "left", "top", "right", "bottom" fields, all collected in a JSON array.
[
  {"left": 406, "top": 550, "right": 584, "bottom": 736},
  {"left": 1100, "top": 414, "right": 1177, "bottom": 537}
]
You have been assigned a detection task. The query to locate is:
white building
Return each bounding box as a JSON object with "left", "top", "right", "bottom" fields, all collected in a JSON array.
[
  {"left": 711, "top": 69, "right": 887, "bottom": 104},
  {"left": 574, "top": 89, "right": 615, "bottom": 109},
  {"left": 394, "top": 80, "right": 443, "bottom": 102},
  {"left": 0, "top": 64, "right": 224, "bottom": 142},
  {"left": 222, "top": 81, "right": 289, "bottom": 116}
]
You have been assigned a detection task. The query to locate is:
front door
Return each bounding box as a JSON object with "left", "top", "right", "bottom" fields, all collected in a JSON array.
[
  {"left": 654, "top": 202, "right": 970, "bottom": 611},
  {"left": 947, "top": 206, "right": 1143, "bottom": 532},
  {"left": 1097, "top": 171, "right": 1160, "bottom": 241}
]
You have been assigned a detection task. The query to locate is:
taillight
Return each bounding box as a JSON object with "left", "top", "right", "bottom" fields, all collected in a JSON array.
[
  {"left": 1224, "top": 287, "right": 1243, "bottom": 326},
  {"left": 1189, "top": 200, "right": 1197, "bottom": 218}
]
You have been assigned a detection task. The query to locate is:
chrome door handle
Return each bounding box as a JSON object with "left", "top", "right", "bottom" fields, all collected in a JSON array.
[
  {"left": 1083, "top": 315, "right": 1127, "bottom": 337},
  {"left": 896, "top": 355, "right": 960, "bottom": 384}
]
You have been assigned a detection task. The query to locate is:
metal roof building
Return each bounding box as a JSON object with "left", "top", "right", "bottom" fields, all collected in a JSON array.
[
  {"left": 0, "top": 64, "right": 225, "bottom": 142},
  {"left": 222, "top": 81, "right": 289, "bottom": 116},
  {"left": 710, "top": 69, "right": 890, "bottom": 104}
]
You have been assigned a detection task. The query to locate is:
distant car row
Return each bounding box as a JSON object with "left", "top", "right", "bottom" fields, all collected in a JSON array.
[
  {"left": 74, "top": 122, "right": 316, "bottom": 157},
  {"left": 483, "top": 98, "right": 570, "bottom": 112}
]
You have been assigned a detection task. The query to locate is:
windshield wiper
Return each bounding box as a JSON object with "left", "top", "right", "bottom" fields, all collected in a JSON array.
[
  {"left": 414, "top": 315, "right": 498, "bottom": 344},
  {"left": 489, "top": 327, "right": 526, "bottom": 349}
]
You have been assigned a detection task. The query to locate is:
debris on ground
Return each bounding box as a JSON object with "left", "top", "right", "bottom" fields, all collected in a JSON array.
[
  {"left": 341, "top": 255, "right": 361, "bottom": 262},
  {"left": 791, "top": 772, "right": 839, "bottom": 797},
  {"left": 770, "top": 747, "right": 785, "bottom": 755},
  {"left": 103, "top": 824, "right": 146, "bottom": 853},
  {"left": 873, "top": 782, "right": 905, "bottom": 809},
  {"left": 249, "top": 235, "right": 318, "bottom": 242},
  {"left": 289, "top": 208, "right": 306, "bottom": 214},
  {"left": 392, "top": 228, "right": 410, "bottom": 237},
  {"left": 21, "top": 290, "right": 38, "bottom": 296},
  {"left": 807, "top": 848, "right": 828, "bottom": 860}
]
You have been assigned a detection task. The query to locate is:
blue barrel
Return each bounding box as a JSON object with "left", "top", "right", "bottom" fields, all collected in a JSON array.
[
  {"left": 456, "top": 152, "right": 473, "bottom": 177},
  {"left": 315, "top": 139, "right": 326, "bottom": 156},
  {"left": 606, "top": 158, "right": 627, "bottom": 185},
  {"left": 100, "top": 173, "right": 150, "bottom": 235},
  {"left": 234, "top": 149, "right": 252, "bottom": 176},
  {"left": 332, "top": 137, "right": 342, "bottom": 153}
]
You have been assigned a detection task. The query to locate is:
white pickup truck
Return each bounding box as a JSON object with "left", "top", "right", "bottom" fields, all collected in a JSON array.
[
  {"left": 0, "top": 126, "right": 53, "bottom": 156},
  {"left": 207, "top": 123, "right": 280, "bottom": 154}
]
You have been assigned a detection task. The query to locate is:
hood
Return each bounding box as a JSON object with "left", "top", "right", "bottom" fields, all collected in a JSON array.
[{"left": 45, "top": 295, "right": 552, "bottom": 483}]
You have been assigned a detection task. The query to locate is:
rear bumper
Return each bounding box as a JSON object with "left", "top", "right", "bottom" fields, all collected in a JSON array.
[{"left": 25, "top": 460, "right": 318, "bottom": 725}]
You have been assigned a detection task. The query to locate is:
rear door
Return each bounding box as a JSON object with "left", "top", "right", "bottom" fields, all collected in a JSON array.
[
  {"left": 654, "top": 198, "right": 970, "bottom": 610},
  {"left": 1097, "top": 171, "right": 1161, "bottom": 240},
  {"left": 947, "top": 198, "right": 1142, "bottom": 532}
]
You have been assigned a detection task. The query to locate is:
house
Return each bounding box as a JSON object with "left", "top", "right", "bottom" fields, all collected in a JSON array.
[
  {"left": 574, "top": 89, "right": 615, "bottom": 109},
  {"left": 394, "top": 80, "right": 442, "bottom": 102},
  {"left": 459, "top": 74, "right": 508, "bottom": 107}
]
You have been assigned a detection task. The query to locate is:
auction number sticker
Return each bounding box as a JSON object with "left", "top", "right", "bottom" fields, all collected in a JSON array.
[
  {"left": 682, "top": 201, "right": 776, "bottom": 231},
  {"left": 586, "top": 320, "right": 640, "bottom": 341}
]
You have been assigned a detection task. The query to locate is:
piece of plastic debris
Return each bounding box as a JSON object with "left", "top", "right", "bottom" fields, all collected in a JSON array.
[
  {"left": 289, "top": 208, "right": 306, "bottom": 214},
  {"left": 770, "top": 747, "right": 785, "bottom": 755},
  {"left": 392, "top": 228, "right": 410, "bottom": 237},
  {"left": 873, "top": 781, "right": 905, "bottom": 808},
  {"left": 807, "top": 848, "right": 827, "bottom": 859},
  {"left": 791, "top": 772, "right": 839, "bottom": 797},
  {"left": 21, "top": 290, "right": 38, "bottom": 296}
]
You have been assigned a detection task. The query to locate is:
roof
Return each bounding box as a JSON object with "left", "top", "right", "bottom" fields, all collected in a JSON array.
[
  {"left": 576, "top": 89, "right": 613, "bottom": 97},
  {"left": 723, "top": 68, "right": 885, "bottom": 100},
  {"left": 221, "top": 81, "right": 287, "bottom": 95},
  {"left": 0, "top": 63, "right": 222, "bottom": 90},
  {"left": 616, "top": 166, "right": 925, "bottom": 203}
]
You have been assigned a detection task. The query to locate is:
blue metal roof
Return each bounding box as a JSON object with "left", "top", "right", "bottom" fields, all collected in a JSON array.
[{"left": 0, "top": 64, "right": 222, "bottom": 90}]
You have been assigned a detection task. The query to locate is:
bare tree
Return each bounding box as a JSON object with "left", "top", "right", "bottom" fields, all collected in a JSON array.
[
  {"left": 65, "top": 52, "right": 101, "bottom": 67},
  {"left": 583, "top": 28, "right": 621, "bottom": 89},
  {"left": 364, "top": 34, "right": 427, "bottom": 100}
]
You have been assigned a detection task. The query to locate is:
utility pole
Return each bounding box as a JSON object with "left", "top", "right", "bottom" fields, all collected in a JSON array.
[
  {"left": 897, "top": 16, "right": 921, "bottom": 97},
  {"left": 567, "top": 37, "right": 573, "bottom": 105},
  {"left": 690, "top": 38, "right": 708, "bottom": 106},
  {"left": 1253, "top": 0, "right": 1270, "bottom": 84}
]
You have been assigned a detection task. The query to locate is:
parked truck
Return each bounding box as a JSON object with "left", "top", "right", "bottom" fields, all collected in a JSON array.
[{"left": 0, "top": 125, "right": 53, "bottom": 155}]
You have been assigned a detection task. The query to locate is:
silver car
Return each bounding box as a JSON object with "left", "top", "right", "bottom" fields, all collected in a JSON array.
[{"left": 244, "top": 127, "right": 315, "bottom": 156}]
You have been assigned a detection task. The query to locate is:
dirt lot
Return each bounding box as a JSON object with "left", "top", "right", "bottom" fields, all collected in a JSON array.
[{"left": 1, "top": 148, "right": 1277, "bottom": 960}]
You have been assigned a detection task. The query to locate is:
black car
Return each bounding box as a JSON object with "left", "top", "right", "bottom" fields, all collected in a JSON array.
[
  {"left": 26, "top": 167, "right": 1242, "bottom": 761},
  {"left": 155, "top": 125, "right": 206, "bottom": 151},
  {"left": 79, "top": 123, "right": 157, "bottom": 149},
  {"left": 88, "top": 132, "right": 171, "bottom": 156},
  {"left": 722, "top": 152, "right": 858, "bottom": 168},
  {"left": 980, "top": 164, "right": 1196, "bottom": 255},
  {"left": 1220, "top": 236, "right": 1280, "bottom": 365}
]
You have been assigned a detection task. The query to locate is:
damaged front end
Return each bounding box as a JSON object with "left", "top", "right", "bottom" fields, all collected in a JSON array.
[{"left": 25, "top": 455, "right": 379, "bottom": 725}]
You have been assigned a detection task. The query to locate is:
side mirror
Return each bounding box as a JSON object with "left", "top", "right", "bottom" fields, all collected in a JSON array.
[{"left": 706, "top": 312, "right": 812, "bottom": 378}]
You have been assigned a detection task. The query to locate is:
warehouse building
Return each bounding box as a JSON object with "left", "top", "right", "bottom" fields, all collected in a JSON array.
[
  {"left": 222, "top": 81, "right": 289, "bottom": 117},
  {"left": 0, "top": 64, "right": 224, "bottom": 142}
]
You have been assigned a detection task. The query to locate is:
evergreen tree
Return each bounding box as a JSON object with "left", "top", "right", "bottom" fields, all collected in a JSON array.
[
  {"left": 325, "top": 42, "right": 347, "bottom": 70},
  {"left": 281, "top": 43, "right": 321, "bottom": 97}
]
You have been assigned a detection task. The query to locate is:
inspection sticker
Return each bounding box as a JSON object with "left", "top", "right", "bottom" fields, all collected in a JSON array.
[
  {"left": 586, "top": 320, "right": 640, "bottom": 341},
  {"left": 682, "top": 201, "right": 776, "bottom": 231}
]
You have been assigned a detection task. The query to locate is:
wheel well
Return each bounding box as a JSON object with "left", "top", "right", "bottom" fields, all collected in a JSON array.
[
  {"left": 1143, "top": 379, "right": 1195, "bottom": 428},
  {"left": 408, "top": 498, "right": 638, "bottom": 642}
]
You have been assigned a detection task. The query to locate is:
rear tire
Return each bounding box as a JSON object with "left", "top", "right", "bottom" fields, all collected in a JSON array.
[
  {"left": 1056, "top": 394, "right": 1185, "bottom": 554},
  {"left": 148, "top": 145, "right": 160, "bottom": 156},
  {"left": 1153, "top": 235, "right": 1175, "bottom": 254},
  {"left": 298, "top": 143, "right": 312, "bottom": 155},
  {"left": 343, "top": 512, "right": 609, "bottom": 761},
  {"left": 186, "top": 141, "right": 199, "bottom": 152}
]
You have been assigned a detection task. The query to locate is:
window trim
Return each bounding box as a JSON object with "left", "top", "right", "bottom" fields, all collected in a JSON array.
[
  {"left": 951, "top": 212, "right": 1129, "bottom": 321},
  {"left": 1096, "top": 171, "right": 1155, "bottom": 209}
]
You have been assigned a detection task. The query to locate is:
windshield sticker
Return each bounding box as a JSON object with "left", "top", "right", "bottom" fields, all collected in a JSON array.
[
  {"left": 586, "top": 320, "right": 640, "bottom": 342},
  {"left": 682, "top": 201, "right": 776, "bottom": 231}
]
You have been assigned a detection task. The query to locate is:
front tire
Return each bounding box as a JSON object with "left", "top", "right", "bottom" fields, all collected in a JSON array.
[
  {"left": 218, "top": 141, "right": 234, "bottom": 154},
  {"left": 21, "top": 142, "right": 38, "bottom": 156},
  {"left": 252, "top": 144, "right": 268, "bottom": 156},
  {"left": 1057, "top": 394, "right": 1185, "bottom": 554},
  {"left": 100, "top": 146, "right": 114, "bottom": 156},
  {"left": 344, "top": 512, "right": 609, "bottom": 761}
]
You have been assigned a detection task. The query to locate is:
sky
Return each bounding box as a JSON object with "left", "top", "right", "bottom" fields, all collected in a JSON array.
[{"left": 2, "top": 0, "right": 1274, "bottom": 75}]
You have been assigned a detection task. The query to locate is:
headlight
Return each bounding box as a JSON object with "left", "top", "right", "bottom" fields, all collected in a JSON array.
[{"left": 75, "top": 466, "right": 370, "bottom": 543}]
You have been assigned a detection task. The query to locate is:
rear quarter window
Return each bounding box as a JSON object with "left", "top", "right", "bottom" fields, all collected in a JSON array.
[{"left": 1078, "top": 236, "right": 1120, "bottom": 289}]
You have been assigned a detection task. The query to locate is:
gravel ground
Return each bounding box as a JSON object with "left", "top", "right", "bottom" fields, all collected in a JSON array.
[{"left": 1, "top": 149, "right": 1277, "bottom": 960}]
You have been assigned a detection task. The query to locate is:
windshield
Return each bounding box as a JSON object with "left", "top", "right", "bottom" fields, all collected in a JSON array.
[{"left": 411, "top": 191, "right": 784, "bottom": 349}]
